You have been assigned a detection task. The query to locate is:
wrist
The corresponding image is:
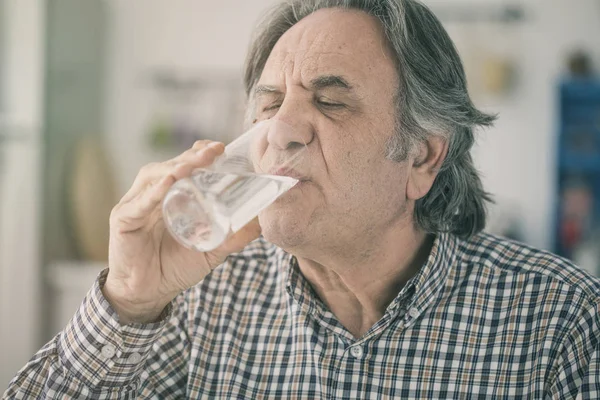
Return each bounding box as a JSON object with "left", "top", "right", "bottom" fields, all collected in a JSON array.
[{"left": 101, "top": 279, "right": 171, "bottom": 324}]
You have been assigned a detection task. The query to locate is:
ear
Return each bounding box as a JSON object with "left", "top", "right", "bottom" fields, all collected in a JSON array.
[{"left": 406, "top": 136, "right": 449, "bottom": 201}]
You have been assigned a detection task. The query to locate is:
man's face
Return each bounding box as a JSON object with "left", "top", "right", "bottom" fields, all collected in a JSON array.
[{"left": 254, "top": 8, "right": 412, "bottom": 255}]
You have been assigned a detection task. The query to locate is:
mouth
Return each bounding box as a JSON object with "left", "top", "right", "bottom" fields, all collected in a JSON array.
[{"left": 269, "top": 167, "right": 309, "bottom": 182}]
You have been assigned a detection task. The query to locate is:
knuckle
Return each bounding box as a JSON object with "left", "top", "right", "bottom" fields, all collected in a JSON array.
[
  {"left": 109, "top": 204, "right": 121, "bottom": 223},
  {"left": 192, "top": 140, "right": 211, "bottom": 149},
  {"left": 168, "top": 151, "right": 191, "bottom": 166},
  {"left": 170, "top": 162, "right": 187, "bottom": 176},
  {"left": 179, "top": 148, "right": 198, "bottom": 159}
]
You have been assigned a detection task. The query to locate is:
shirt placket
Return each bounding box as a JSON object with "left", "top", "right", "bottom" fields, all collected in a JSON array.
[{"left": 328, "top": 292, "right": 415, "bottom": 399}]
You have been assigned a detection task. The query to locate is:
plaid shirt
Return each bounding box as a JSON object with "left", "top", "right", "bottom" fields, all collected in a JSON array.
[{"left": 4, "top": 232, "right": 600, "bottom": 399}]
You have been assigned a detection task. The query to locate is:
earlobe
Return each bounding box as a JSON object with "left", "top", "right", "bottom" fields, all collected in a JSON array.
[{"left": 406, "top": 136, "right": 449, "bottom": 201}]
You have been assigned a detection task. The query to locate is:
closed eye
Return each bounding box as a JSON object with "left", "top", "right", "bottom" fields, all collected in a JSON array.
[
  {"left": 316, "top": 99, "right": 344, "bottom": 109},
  {"left": 263, "top": 104, "right": 281, "bottom": 112},
  {"left": 262, "top": 100, "right": 345, "bottom": 113}
]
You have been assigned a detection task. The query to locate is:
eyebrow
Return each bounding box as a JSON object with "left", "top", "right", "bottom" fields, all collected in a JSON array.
[
  {"left": 310, "top": 75, "right": 353, "bottom": 91},
  {"left": 253, "top": 74, "right": 354, "bottom": 97},
  {"left": 253, "top": 85, "right": 281, "bottom": 97}
]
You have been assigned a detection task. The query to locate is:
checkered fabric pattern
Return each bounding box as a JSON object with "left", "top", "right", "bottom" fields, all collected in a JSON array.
[{"left": 4, "top": 232, "right": 600, "bottom": 399}]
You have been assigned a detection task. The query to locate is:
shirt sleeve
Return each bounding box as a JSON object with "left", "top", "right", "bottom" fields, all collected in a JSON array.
[
  {"left": 2, "top": 269, "right": 192, "bottom": 399},
  {"left": 548, "top": 299, "right": 600, "bottom": 399}
]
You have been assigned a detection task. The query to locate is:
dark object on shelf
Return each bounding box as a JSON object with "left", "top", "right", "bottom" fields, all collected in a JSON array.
[
  {"left": 567, "top": 51, "right": 594, "bottom": 78},
  {"left": 554, "top": 80, "right": 600, "bottom": 268}
]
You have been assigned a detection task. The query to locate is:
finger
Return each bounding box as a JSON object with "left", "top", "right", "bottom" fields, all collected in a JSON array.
[
  {"left": 121, "top": 143, "right": 225, "bottom": 204},
  {"left": 193, "top": 140, "right": 213, "bottom": 150},
  {"left": 114, "top": 145, "right": 227, "bottom": 233},
  {"left": 138, "top": 142, "right": 224, "bottom": 181},
  {"left": 112, "top": 176, "right": 173, "bottom": 233},
  {"left": 164, "top": 144, "right": 224, "bottom": 182},
  {"left": 166, "top": 141, "right": 225, "bottom": 168},
  {"left": 119, "top": 162, "right": 162, "bottom": 203}
]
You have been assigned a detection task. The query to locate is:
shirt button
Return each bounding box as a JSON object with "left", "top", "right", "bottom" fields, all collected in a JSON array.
[
  {"left": 127, "top": 352, "right": 142, "bottom": 364},
  {"left": 350, "top": 345, "right": 364, "bottom": 359},
  {"left": 408, "top": 307, "right": 420, "bottom": 319},
  {"left": 100, "top": 344, "right": 116, "bottom": 359}
]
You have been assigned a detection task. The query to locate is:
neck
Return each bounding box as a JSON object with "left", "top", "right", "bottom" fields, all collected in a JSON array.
[{"left": 295, "top": 223, "right": 433, "bottom": 339}]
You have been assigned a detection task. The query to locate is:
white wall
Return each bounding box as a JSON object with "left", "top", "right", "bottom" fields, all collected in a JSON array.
[
  {"left": 0, "top": 0, "right": 44, "bottom": 389},
  {"left": 0, "top": 0, "right": 45, "bottom": 127},
  {"left": 104, "top": 0, "right": 279, "bottom": 194},
  {"left": 104, "top": 0, "right": 600, "bottom": 251}
]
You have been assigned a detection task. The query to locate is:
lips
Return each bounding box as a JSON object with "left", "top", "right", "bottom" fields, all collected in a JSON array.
[{"left": 269, "top": 167, "right": 309, "bottom": 182}]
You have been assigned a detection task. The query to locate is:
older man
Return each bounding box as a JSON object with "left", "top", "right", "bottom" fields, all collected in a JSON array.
[{"left": 5, "top": 0, "right": 599, "bottom": 398}]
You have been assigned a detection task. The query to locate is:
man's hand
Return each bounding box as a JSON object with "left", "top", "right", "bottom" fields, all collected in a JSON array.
[{"left": 103, "top": 141, "right": 262, "bottom": 324}]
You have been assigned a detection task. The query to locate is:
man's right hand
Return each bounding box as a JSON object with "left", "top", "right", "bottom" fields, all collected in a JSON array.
[{"left": 103, "top": 140, "right": 262, "bottom": 324}]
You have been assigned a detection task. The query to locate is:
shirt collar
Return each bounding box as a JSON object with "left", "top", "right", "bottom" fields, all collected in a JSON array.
[
  {"left": 402, "top": 232, "right": 459, "bottom": 318},
  {"left": 276, "top": 232, "right": 459, "bottom": 319},
  {"left": 280, "top": 251, "right": 322, "bottom": 316}
]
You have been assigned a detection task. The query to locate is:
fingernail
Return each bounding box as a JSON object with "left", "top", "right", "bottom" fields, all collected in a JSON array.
[{"left": 208, "top": 142, "right": 222, "bottom": 149}]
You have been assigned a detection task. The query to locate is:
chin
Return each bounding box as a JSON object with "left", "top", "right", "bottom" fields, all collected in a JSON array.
[{"left": 258, "top": 208, "right": 308, "bottom": 249}]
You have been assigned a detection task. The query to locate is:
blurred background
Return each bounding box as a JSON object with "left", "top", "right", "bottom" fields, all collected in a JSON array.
[{"left": 1, "top": 0, "right": 599, "bottom": 388}]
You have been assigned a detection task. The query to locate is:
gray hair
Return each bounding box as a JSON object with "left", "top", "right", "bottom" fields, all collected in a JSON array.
[{"left": 243, "top": 0, "right": 496, "bottom": 239}]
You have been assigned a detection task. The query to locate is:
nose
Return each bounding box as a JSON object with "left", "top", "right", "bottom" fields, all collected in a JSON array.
[
  {"left": 266, "top": 119, "right": 312, "bottom": 150},
  {"left": 267, "top": 96, "right": 315, "bottom": 150}
]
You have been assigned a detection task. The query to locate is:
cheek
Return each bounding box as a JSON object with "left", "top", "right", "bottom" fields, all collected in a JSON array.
[
  {"left": 332, "top": 154, "right": 409, "bottom": 209},
  {"left": 338, "top": 149, "right": 383, "bottom": 188},
  {"left": 314, "top": 118, "right": 399, "bottom": 198}
]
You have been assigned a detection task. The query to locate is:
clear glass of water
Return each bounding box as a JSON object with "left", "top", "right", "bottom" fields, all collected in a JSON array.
[{"left": 162, "top": 119, "right": 307, "bottom": 252}]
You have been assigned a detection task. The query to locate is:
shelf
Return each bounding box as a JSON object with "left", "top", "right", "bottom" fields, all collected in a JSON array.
[
  {"left": 560, "top": 154, "right": 600, "bottom": 172},
  {"left": 554, "top": 79, "right": 600, "bottom": 259},
  {"left": 561, "top": 80, "right": 600, "bottom": 100}
]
